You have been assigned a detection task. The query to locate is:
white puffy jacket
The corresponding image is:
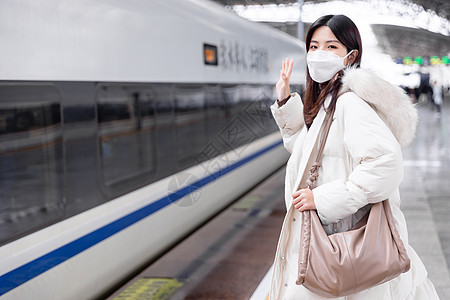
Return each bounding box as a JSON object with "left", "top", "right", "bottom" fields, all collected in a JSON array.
[{"left": 269, "top": 68, "right": 439, "bottom": 299}]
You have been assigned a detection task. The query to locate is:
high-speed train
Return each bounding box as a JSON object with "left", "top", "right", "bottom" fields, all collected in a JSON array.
[{"left": 0, "top": 0, "right": 305, "bottom": 298}]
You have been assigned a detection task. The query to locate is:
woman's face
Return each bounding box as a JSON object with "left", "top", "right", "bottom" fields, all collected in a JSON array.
[{"left": 308, "top": 26, "right": 348, "bottom": 58}]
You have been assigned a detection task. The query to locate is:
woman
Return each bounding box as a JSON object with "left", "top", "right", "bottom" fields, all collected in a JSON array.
[{"left": 270, "top": 15, "right": 439, "bottom": 299}]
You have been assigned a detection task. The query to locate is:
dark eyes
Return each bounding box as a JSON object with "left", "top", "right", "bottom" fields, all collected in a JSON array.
[{"left": 309, "top": 45, "right": 338, "bottom": 50}]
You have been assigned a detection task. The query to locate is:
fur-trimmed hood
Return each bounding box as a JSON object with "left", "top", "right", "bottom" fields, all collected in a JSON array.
[{"left": 341, "top": 68, "right": 418, "bottom": 146}]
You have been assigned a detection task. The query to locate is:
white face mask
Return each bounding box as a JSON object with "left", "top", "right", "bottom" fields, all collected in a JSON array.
[{"left": 306, "top": 50, "right": 354, "bottom": 83}]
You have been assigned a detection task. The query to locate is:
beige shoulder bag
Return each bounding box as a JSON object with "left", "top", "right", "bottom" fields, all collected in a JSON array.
[{"left": 296, "top": 104, "right": 411, "bottom": 297}]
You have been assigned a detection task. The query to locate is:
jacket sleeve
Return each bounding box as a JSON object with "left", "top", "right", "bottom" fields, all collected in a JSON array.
[
  {"left": 270, "top": 92, "right": 305, "bottom": 153},
  {"left": 313, "top": 94, "right": 404, "bottom": 224}
]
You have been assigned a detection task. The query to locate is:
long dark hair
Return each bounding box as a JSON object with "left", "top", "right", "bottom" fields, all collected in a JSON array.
[{"left": 303, "top": 15, "right": 362, "bottom": 128}]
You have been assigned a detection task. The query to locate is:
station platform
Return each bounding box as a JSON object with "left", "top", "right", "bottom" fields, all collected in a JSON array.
[{"left": 107, "top": 99, "right": 450, "bottom": 300}]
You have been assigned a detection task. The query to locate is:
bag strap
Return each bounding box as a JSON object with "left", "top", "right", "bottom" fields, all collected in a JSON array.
[
  {"left": 298, "top": 92, "right": 346, "bottom": 284},
  {"left": 304, "top": 104, "right": 336, "bottom": 190},
  {"left": 297, "top": 103, "right": 336, "bottom": 284},
  {"left": 302, "top": 90, "right": 350, "bottom": 190}
]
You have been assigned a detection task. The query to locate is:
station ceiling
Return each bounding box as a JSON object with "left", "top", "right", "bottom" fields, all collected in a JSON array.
[
  {"left": 213, "top": 0, "right": 450, "bottom": 58},
  {"left": 213, "top": 0, "right": 450, "bottom": 22}
]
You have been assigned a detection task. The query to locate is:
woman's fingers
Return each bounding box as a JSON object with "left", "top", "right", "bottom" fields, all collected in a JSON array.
[
  {"left": 292, "top": 190, "right": 303, "bottom": 206},
  {"left": 294, "top": 199, "right": 307, "bottom": 211},
  {"left": 293, "top": 188, "right": 313, "bottom": 212},
  {"left": 295, "top": 202, "right": 305, "bottom": 210},
  {"left": 292, "top": 188, "right": 307, "bottom": 198},
  {"left": 287, "top": 59, "right": 294, "bottom": 78},
  {"left": 277, "top": 58, "right": 293, "bottom": 101},
  {"left": 280, "top": 58, "right": 293, "bottom": 81},
  {"left": 280, "top": 69, "right": 286, "bottom": 80},
  {"left": 294, "top": 200, "right": 308, "bottom": 211}
]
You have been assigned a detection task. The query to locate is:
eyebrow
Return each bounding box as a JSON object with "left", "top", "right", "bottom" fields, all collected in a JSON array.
[{"left": 310, "top": 40, "right": 341, "bottom": 44}]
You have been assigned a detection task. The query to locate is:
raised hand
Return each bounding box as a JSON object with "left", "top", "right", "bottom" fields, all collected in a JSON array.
[{"left": 276, "top": 58, "right": 293, "bottom": 101}]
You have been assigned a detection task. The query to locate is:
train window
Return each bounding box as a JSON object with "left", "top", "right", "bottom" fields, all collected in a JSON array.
[
  {"left": 93, "top": 83, "right": 279, "bottom": 200},
  {"left": 173, "top": 85, "right": 207, "bottom": 170},
  {"left": 96, "top": 85, "right": 156, "bottom": 197},
  {"left": 0, "top": 84, "right": 64, "bottom": 245}
]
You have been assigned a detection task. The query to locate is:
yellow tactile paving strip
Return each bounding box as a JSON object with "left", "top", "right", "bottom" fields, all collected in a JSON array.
[{"left": 112, "top": 278, "right": 182, "bottom": 300}]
